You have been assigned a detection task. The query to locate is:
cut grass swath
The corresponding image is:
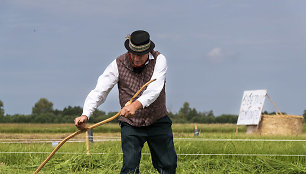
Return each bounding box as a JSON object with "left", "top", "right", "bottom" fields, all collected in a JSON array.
[{"left": 33, "top": 79, "right": 156, "bottom": 174}]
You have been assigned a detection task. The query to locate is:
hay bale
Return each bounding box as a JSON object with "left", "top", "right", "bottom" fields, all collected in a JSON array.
[{"left": 258, "top": 115, "right": 304, "bottom": 136}]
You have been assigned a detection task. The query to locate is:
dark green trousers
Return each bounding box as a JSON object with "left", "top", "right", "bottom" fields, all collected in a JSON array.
[{"left": 120, "top": 116, "right": 177, "bottom": 174}]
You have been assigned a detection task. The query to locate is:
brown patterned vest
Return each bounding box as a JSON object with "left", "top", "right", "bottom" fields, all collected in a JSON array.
[{"left": 116, "top": 50, "right": 168, "bottom": 127}]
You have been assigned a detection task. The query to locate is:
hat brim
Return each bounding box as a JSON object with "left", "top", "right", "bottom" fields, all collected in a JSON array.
[{"left": 124, "top": 39, "right": 155, "bottom": 55}]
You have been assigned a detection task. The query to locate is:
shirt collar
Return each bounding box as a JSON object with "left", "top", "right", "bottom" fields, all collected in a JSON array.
[
  {"left": 149, "top": 52, "right": 154, "bottom": 60},
  {"left": 145, "top": 52, "right": 154, "bottom": 65}
]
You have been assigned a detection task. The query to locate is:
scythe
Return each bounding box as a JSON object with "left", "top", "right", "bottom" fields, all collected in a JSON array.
[{"left": 34, "top": 79, "right": 156, "bottom": 174}]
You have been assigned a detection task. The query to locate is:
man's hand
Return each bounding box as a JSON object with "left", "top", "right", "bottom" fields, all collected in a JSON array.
[
  {"left": 120, "top": 100, "right": 143, "bottom": 118},
  {"left": 74, "top": 115, "right": 88, "bottom": 130}
]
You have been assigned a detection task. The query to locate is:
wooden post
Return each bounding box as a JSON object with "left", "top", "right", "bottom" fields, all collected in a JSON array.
[
  {"left": 86, "top": 130, "right": 90, "bottom": 155},
  {"left": 266, "top": 94, "right": 282, "bottom": 115}
]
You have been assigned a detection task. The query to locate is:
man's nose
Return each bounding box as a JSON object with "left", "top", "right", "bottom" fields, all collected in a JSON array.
[{"left": 133, "top": 56, "right": 141, "bottom": 60}]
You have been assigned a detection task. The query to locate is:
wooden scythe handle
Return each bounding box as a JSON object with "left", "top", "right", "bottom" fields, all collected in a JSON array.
[{"left": 34, "top": 79, "right": 156, "bottom": 174}]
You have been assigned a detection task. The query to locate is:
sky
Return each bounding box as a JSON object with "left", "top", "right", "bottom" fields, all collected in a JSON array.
[{"left": 1, "top": 0, "right": 306, "bottom": 117}]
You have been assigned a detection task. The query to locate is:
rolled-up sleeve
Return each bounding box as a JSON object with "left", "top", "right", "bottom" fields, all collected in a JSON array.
[{"left": 137, "top": 54, "right": 167, "bottom": 108}]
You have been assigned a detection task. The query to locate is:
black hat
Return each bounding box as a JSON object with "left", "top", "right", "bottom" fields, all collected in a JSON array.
[{"left": 124, "top": 30, "right": 155, "bottom": 55}]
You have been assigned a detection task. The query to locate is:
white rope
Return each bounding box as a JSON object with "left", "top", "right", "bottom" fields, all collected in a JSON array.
[
  {"left": 1, "top": 138, "right": 306, "bottom": 144},
  {"left": 0, "top": 139, "right": 63, "bottom": 141},
  {"left": 0, "top": 151, "right": 305, "bottom": 157},
  {"left": 174, "top": 138, "right": 306, "bottom": 142},
  {"left": 0, "top": 139, "right": 120, "bottom": 144}
]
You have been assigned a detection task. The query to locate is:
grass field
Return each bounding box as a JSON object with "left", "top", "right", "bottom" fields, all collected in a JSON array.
[{"left": 0, "top": 123, "right": 305, "bottom": 173}]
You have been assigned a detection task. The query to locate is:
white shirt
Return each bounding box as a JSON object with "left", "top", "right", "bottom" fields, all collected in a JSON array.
[{"left": 82, "top": 53, "right": 167, "bottom": 118}]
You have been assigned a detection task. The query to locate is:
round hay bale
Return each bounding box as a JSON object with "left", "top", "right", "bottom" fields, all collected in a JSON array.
[{"left": 258, "top": 115, "right": 304, "bottom": 136}]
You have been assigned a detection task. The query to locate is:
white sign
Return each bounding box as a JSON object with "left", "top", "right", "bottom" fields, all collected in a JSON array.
[{"left": 237, "top": 89, "right": 267, "bottom": 125}]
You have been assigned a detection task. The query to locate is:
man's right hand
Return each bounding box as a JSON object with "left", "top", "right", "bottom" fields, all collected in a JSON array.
[{"left": 74, "top": 115, "right": 88, "bottom": 130}]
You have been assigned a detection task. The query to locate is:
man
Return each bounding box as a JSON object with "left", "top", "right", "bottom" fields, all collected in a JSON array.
[{"left": 74, "top": 30, "right": 177, "bottom": 174}]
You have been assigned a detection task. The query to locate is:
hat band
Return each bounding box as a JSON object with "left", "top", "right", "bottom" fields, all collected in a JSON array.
[{"left": 129, "top": 40, "right": 151, "bottom": 52}]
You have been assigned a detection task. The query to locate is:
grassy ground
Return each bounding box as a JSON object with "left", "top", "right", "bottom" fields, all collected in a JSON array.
[{"left": 0, "top": 123, "right": 305, "bottom": 173}]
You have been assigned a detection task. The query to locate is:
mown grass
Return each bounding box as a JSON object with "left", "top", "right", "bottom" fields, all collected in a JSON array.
[
  {"left": 0, "top": 123, "right": 249, "bottom": 134},
  {"left": 1, "top": 138, "right": 306, "bottom": 173},
  {"left": 1, "top": 123, "right": 305, "bottom": 134},
  {"left": 0, "top": 123, "right": 305, "bottom": 173}
]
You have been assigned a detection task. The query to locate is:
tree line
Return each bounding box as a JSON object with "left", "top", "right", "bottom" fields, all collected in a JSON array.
[{"left": 0, "top": 99, "right": 305, "bottom": 124}]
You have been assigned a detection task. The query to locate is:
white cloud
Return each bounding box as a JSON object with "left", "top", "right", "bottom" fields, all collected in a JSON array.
[
  {"left": 206, "top": 47, "right": 224, "bottom": 63},
  {"left": 205, "top": 47, "right": 240, "bottom": 64},
  {"left": 207, "top": 47, "right": 222, "bottom": 57}
]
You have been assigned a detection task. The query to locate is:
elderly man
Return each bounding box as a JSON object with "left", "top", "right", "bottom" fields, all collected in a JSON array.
[{"left": 74, "top": 30, "right": 177, "bottom": 174}]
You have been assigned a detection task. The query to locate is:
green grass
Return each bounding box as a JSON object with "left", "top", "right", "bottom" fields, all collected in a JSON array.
[
  {"left": 0, "top": 141, "right": 306, "bottom": 173},
  {"left": 0, "top": 123, "right": 248, "bottom": 134},
  {"left": 1, "top": 123, "right": 305, "bottom": 135},
  {"left": 1, "top": 139, "right": 306, "bottom": 173},
  {"left": 0, "top": 123, "right": 305, "bottom": 173}
]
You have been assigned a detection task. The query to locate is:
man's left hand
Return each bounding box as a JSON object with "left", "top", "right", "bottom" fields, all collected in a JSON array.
[{"left": 120, "top": 100, "right": 142, "bottom": 118}]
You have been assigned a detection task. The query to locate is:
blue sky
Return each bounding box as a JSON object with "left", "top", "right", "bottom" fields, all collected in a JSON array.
[{"left": 1, "top": 0, "right": 306, "bottom": 116}]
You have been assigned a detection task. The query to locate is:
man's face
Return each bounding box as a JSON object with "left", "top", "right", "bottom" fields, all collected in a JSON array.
[{"left": 130, "top": 53, "right": 149, "bottom": 67}]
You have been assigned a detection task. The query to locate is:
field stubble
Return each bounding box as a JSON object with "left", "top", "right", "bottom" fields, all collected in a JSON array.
[{"left": 0, "top": 123, "right": 305, "bottom": 173}]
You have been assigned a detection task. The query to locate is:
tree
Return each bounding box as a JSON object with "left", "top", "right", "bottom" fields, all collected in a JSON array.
[
  {"left": 9, "top": 114, "right": 31, "bottom": 123},
  {"left": 215, "top": 114, "right": 238, "bottom": 123},
  {"left": 173, "top": 102, "right": 217, "bottom": 123},
  {"left": 177, "top": 102, "right": 192, "bottom": 122},
  {"left": 62, "top": 106, "right": 82, "bottom": 116},
  {"left": 0, "top": 100, "right": 4, "bottom": 116},
  {"left": 192, "top": 110, "right": 215, "bottom": 123},
  {"left": 32, "top": 113, "right": 57, "bottom": 123},
  {"left": 32, "top": 98, "right": 54, "bottom": 115},
  {"left": 0, "top": 100, "right": 4, "bottom": 122},
  {"left": 179, "top": 102, "right": 191, "bottom": 115},
  {"left": 88, "top": 109, "right": 107, "bottom": 123},
  {"left": 303, "top": 110, "right": 306, "bottom": 123}
]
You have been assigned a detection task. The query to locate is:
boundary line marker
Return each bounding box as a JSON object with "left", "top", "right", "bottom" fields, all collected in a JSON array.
[{"left": 0, "top": 151, "right": 305, "bottom": 157}]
